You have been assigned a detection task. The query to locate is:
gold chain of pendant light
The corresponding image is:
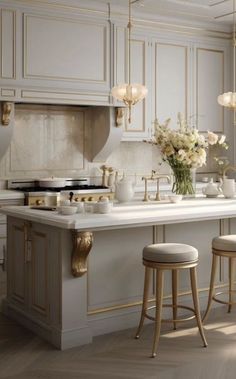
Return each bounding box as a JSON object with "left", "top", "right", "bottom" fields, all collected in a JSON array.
[{"left": 111, "top": 0, "right": 148, "bottom": 123}]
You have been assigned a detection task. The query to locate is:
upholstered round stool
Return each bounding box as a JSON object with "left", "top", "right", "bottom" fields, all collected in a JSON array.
[
  {"left": 135, "top": 243, "right": 207, "bottom": 357},
  {"left": 203, "top": 235, "right": 236, "bottom": 322}
]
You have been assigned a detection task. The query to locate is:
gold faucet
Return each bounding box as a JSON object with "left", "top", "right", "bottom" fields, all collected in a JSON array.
[{"left": 142, "top": 170, "right": 171, "bottom": 202}]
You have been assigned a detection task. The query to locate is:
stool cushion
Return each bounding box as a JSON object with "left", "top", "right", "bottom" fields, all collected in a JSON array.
[
  {"left": 143, "top": 243, "right": 198, "bottom": 263},
  {"left": 212, "top": 235, "right": 236, "bottom": 252}
]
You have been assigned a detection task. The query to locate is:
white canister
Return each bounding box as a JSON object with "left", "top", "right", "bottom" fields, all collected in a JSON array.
[
  {"left": 222, "top": 178, "right": 235, "bottom": 198},
  {"left": 96, "top": 201, "right": 113, "bottom": 214}
]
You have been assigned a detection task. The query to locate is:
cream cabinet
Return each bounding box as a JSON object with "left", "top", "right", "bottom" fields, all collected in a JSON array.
[
  {"left": 152, "top": 38, "right": 191, "bottom": 129},
  {"left": 0, "top": 8, "right": 16, "bottom": 100},
  {"left": 0, "top": 198, "right": 24, "bottom": 306},
  {"left": 152, "top": 36, "right": 229, "bottom": 132},
  {"left": 7, "top": 217, "right": 60, "bottom": 326},
  {"left": 193, "top": 42, "right": 229, "bottom": 133},
  {"left": 0, "top": 4, "right": 111, "bottom": 105},
  {"left": 114, "top": 25, "right": 151, "bottom": 140}
]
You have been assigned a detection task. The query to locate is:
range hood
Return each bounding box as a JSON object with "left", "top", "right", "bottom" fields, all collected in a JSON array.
[{"left": 0, "top": 102, "right": 124, "bottom": 163}]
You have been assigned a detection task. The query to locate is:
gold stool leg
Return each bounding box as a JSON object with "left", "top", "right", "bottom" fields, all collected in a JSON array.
[
  {"left": 151, "top": 269, "right": 164, "bottom": 358},
  {"left": 190, "top": 267, "right": 208, "bottom": 347},
  {"left": 172, "top": 269, "right": 178, "bottom": 330},
  {"left": 135, "top": 267, "right": 151, "bottom": 339},
  {"left": 203, "top": 253, "right": 218, "bottom": 322},
  {"left": 228, "top": 257, "right": 234, "bottom": 313}
]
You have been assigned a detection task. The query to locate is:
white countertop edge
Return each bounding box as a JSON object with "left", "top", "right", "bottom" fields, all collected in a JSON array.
[{"left": 1, "top": 197, "right": 236, "bottom": 230}]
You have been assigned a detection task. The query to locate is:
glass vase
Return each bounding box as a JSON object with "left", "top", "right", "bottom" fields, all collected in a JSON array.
[{"left": 172, "top": 166, "right": 196, "bottom": 197}]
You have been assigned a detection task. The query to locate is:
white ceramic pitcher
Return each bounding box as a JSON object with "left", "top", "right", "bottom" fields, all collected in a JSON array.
[
  {"left": 115, "top": 174, "right": 135, "bottom": 202},
  {"left": 220, "top": 178, "right": 236, "bottom": 198}
]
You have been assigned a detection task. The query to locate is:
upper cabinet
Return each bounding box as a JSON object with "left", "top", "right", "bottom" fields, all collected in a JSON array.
[
  {"left": 152, "top": 38, "right": 191, "bottom": 129},
  {"left": 0, "top": 3, "right": 111, "bottom": 105},
  {"left": 194, "top": 43, "right": 228, "bottom": 133},
  {"left": 113, "top": 24, "right": 151, "bottom": 141},
  {"left": 0, "top": 8, "right": 16, "bottom": 99},
  {"left": 153, "top": 35, "right": 229, "bottom": 134}
]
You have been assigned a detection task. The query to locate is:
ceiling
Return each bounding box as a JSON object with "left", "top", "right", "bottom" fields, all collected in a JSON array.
[{"left": 98, "top": 0, "right": 236, "bottom": 25}]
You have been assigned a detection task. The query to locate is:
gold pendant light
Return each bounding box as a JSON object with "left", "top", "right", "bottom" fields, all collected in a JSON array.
[
  {"left": 218, "top": 0, "right": 236, "bottom": 108},
  {"left": 111, "top": 0, "right": 148, "bottom": 123}
]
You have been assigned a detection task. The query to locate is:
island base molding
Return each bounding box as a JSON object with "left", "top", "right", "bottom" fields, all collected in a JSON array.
[{"left": 2, "top": 299, "right": 93, "bottom": 350}]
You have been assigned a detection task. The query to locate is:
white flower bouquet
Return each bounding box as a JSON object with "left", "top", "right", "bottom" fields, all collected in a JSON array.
[{"left": 152, "top": 113, "right": 228, "bottom": 195}]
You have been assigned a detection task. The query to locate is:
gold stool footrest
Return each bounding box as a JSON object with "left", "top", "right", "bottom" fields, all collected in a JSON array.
[
  {"left": 213, "top": 290, "right": 236, "bottom": 306},
  {"left": 145, "top": 304, "right": 196, "bottom": 323}
]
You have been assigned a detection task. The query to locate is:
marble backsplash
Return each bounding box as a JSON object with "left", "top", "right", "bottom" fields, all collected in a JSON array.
[{"left": 0, "top": 104, "right": 229, "bottom": 187}]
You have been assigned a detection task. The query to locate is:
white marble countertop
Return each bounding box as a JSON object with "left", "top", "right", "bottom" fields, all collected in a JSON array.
[
  {"left": 1, "top": 196, "right": 236, "bottom": 230},
  {"left": 0, "top": 190, "right": 25, "bottom": 200}
]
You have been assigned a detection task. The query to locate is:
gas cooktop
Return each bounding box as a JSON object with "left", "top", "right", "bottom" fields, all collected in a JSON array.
[{"left": 13, "top": 185, "right": 108, "bottom": 193}]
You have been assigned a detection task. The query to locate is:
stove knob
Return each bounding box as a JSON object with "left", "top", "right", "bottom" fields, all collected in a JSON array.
[
  {"left": 36, "top": 199, "right": 44, "bottom": 205},
  {"left": 88, "top": 196, "right": 95, "bottom": 201},
  {"left": 74, "top": 197, "right": 80, "bottom": 202},
  {"left": 81, "top": 197, "right": 87, "bottom": 202}
]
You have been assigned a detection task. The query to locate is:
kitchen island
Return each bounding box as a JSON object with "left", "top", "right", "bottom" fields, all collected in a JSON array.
[{"left": 1, "top": 197, "right": 236, "bottom": 349}]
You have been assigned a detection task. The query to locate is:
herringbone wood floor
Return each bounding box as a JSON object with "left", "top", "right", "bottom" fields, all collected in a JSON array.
[{"left": 0, "top": 307, "right": 236, "bottom": 379}]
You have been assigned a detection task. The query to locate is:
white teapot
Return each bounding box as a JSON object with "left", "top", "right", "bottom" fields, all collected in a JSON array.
[
  {"left": 202, "top": 178, "right": 222, "bottom": 197},
  {"left": 115, "top": 173, "right": 135, "bottom": 202}
]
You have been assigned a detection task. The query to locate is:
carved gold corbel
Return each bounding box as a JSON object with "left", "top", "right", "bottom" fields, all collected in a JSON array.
[
  {"left": 71, "top": 231, "right": 93, "bottom": 277},
  {"left": 1, "top": 102, "right": 13, "bottom": 126},
  {"left": 115, "top": 107, "right": 125, "bottom": 127}
]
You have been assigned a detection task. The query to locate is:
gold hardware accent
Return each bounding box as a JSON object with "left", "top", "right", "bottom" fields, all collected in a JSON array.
[
  {"left": 142, "top": 171, "right": 171, "bottom": 201},
  {"left": 36, "top": 199, "right": 44, "bottom": 206},
  {"left": 1, "top": 102, "right": 13, "bottom": 126},
  {"left": 71, "top": 231, "right": 93, "bottom": 277},
  {"left": 115, "top": 107, "right": 125, "bottom": 127}
]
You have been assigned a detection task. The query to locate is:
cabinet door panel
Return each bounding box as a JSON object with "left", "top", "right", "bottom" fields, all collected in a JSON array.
[
  {"left": 0, "top": 8, "right": 16, "bottom": 79},
  {"left": 29, "top": 229, "right": 49, "bottom": 320},
  {"left": 153, "top": 41, "right": 189, "bottom": 128},
  {"left": 196, "top": 47, "right": 224, "bottom": 132},
  {"left": 7, "top": 219, "right": 27, "bottom": 308},
  {"left": 114, "top": 26, "right": 150, "bottom": 140},
  {"left": 24, "top": 14, "right": 109, "bottom": 87},
  {"left": 88, "top": 227, "right": 153, "bottom": 312}
]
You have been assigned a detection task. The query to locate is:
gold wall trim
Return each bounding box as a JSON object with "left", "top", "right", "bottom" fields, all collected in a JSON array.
[
  {"left": 23, "top": 13, "right": 108, "bottom": 83},
  {"left": 88, "top": 283, "right": 229, "bottom": 316}
]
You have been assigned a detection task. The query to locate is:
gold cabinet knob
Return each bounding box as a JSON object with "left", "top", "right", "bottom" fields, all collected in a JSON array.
[{"left": 36, "top": 199, "right": 44, "bottom": 205}]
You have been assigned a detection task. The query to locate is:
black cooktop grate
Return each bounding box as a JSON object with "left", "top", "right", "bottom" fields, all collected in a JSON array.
[{"left": 15, "top": 185, "right": 109, "bottom": 193}]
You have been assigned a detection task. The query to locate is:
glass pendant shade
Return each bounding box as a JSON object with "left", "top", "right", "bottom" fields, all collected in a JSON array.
[
  {"left": 217, "top": 92, "right": 236, "bottom": 108},
  {"left": 111, "top": 83, "right": 148, "bottom": 105}
]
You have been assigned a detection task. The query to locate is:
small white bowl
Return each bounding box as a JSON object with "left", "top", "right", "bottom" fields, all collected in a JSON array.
[
  {"left": 168, "top": 194, "right": 183, "bottom": 203},
  {"left": 58, "top": 206, "right": 77, "bottom": 215}
]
